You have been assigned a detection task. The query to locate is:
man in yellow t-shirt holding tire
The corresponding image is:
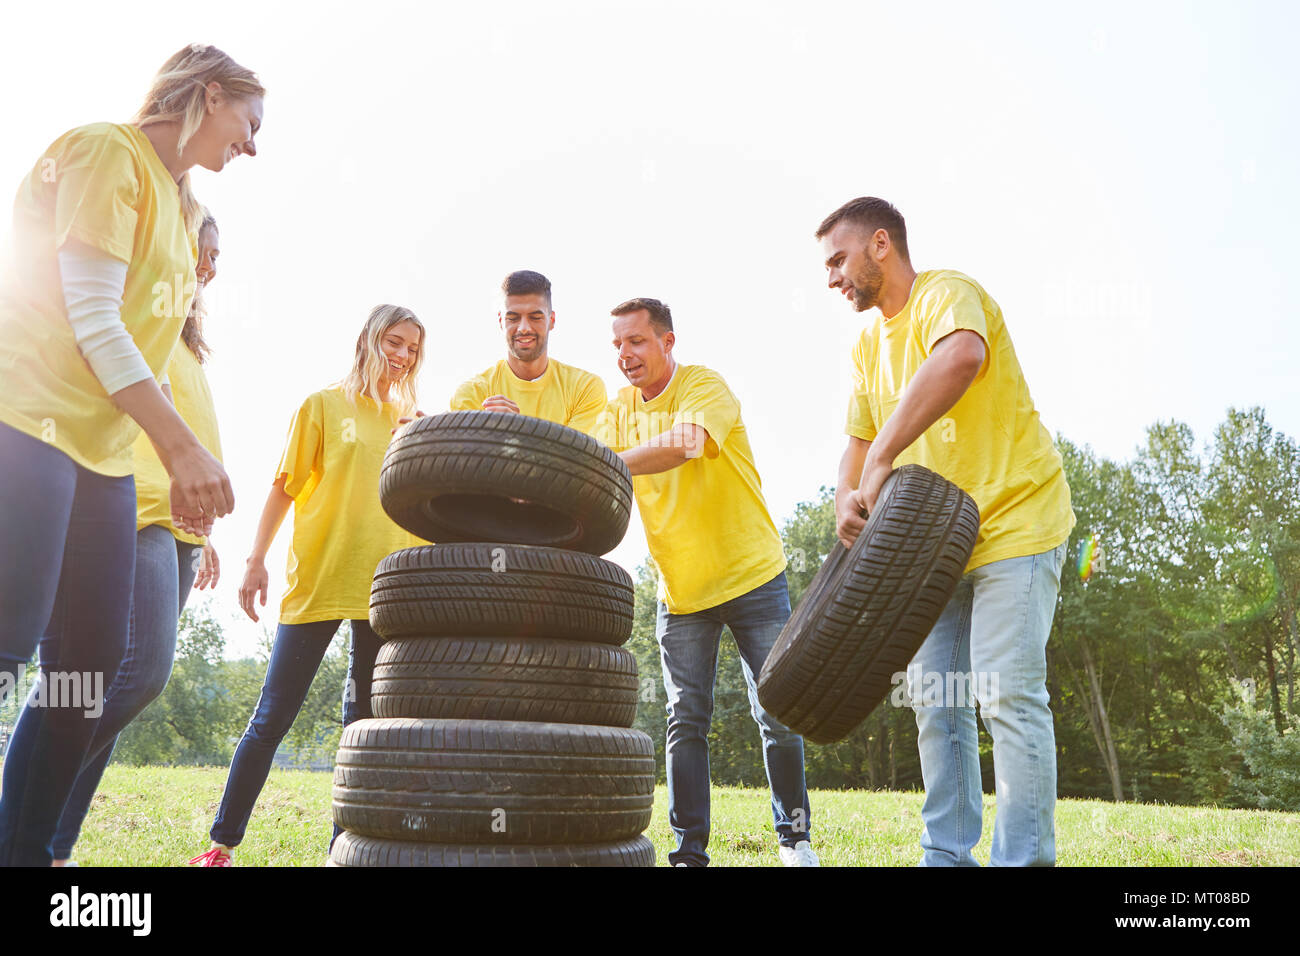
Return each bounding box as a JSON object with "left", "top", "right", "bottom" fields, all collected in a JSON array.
[
  {"left": 817, "top": 197, "right": 1074, "bottom": 867},
  {"left": 596, "top": 298, "right": 817, "bottom": 868}
]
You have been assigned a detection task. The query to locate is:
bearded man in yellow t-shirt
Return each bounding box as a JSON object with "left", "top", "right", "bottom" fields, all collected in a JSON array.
[
  {"left": 817, "top": 197, "right": 1075, "bottom": 867},
  {"left": 595, "top": 298, "right": 817, "bottom": 868},
  {"left": 450, "top": 270, "right": 607, "bottom": 435}
]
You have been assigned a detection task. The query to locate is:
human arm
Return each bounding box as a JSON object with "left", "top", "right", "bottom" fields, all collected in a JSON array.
[
  {"left": 619, "top": 423, "right": 709, "bottom": 476},
  {"left": 856, "top": 330, "right": 986, "bottom": 514},
  {"left": 237, "top": 476, "right": 294, "bottom": 622},
  {"left": 58, "top": 241, "right": 231, "bottom": 535},
  {"left": 835, "top": 436, "right": 872, "bottom": 548},
  {"left": 112, "top": 380, "right": 232, "bottom": 537}
]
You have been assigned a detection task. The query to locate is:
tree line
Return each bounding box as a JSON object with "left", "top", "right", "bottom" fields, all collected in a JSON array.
[{"left": 5, "top": 406, "right": 1296, "bottom": 809}]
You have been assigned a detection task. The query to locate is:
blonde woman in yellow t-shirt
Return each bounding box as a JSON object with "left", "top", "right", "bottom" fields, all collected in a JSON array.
[
  {"left": 0, "top": 46, "right": 264, "bottom": 868},
  {"left": 190, "top": 305, "right": 426, "bottom": 867},
  {"left": 51, "top": 211, "right": 226, "bottom": 866}
]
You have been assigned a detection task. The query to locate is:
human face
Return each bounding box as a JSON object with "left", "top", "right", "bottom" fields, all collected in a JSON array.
[
  {"left": 380, "top": 320, "right": 422, "bottom": 385},
  {"left": 189, "top": 85, "right": 263, "bottom": 173},
  {"left": 612, "top": 309, "right": 674, "bottom": 391},
  {"left": 500, "top": 293, "right": 554, "bottom": 363},
  {"left": 196, "top": 225, "right": 220, "bottom": 288},
  {"left": 822, "top": 221, "right": 885, "bottom": 312}
]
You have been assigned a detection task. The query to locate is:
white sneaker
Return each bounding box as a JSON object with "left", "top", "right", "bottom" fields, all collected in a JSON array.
[{"left": 779, "top": 841, "right": 820, "bottom": 867}]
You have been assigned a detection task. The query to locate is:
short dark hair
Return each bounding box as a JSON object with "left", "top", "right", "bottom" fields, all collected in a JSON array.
[
  {"left": 502, "top": 270, "right": 552, "bottom": 309},
  {"left": 611, "top": 297, "right": 673, "bottom": 335},
  {"left": 815, "top": 197, "right": 910, "bottom": 261}
]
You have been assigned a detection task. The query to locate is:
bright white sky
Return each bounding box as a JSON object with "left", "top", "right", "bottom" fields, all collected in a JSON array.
[{"left": 3, "top": 1, "right": 1297, "bottom": 658}]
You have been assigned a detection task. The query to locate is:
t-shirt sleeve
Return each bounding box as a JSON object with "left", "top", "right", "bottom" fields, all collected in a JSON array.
[
  {"left": 52, "top": 128, "right": 142, "bottom": 264},
  {"left": 915, "top": 277, "right": 991, "bottom": 379},
  {"left": 593, "top": 397, "right": 628, "bottom": 452},
  {"left": 673, "top": 369, "right": 739, "bottom": 459},
  {"left": 568, "top": 373, "right": 609, "bottom": 436},
  {"left": 275, "top": 393, "right": 324, "bottom": 498},
  {"left": 844, "top": 333, "right": 877, "bottom": 441},
  {"left": 449, "top": 376, "right": 485, "bottom": 412}
]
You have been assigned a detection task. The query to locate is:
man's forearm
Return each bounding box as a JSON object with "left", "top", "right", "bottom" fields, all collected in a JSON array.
[
  {"left": 621, "top": 442, "right": 691, "bottom": 476},
  {"left": 619, "top": 423, "right": 708, "bottom": 477},
  {"left": 837, "top": 437, "right": 870, "bottom": 501}
]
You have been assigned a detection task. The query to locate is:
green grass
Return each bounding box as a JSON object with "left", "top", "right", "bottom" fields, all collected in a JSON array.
[{"left": 47, "top": 765, "right": 1300, "bottom": 866}]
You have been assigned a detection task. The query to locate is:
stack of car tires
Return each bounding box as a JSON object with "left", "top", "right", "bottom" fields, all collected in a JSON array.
[{"left": 328, "top": 411, "right": 657, "bottom": 867}]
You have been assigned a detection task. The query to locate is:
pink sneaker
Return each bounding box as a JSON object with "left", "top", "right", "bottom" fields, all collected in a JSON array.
[{"left": 189, "top": 846, "right": 233, "bottom": 867}]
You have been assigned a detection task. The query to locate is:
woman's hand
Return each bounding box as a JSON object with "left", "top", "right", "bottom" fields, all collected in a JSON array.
[
  {"left": 194, "top": 543, "right": 220, "bottom": 590},
  {"left": 169, "top": 442, "right": 235, "bottom": 537},
  {"left": 393, "top": 409, "right": 427, "bottom": 435},
  {"left": 238, "top": 558, "right": 269, "bottom": 623}
]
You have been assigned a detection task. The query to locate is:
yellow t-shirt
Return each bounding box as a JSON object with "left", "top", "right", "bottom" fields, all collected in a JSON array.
[
  {"left": 597, "top": 364, "right": 787, "bottom": 614},
  {"left": 275, "top": 386, "right": 427, "bottom": 624},
  {"left": 845, "top": 269, "right": 1075, "bottom": 570},
  {"left": 450, "top": 358, "right": 608, "bottom": 435},
  {"left": 133, "top": 343, "right": 223, "bottom": 545},
  {"left": 0, "top": 123, "right": 195, "bottom": 476}
]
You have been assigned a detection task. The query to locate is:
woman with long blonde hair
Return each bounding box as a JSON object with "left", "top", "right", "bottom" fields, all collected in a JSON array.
[
  {"left": 0, "top": 45, "right": 264, "bottom": 867},
  {"left": 191, "top": 305, "right": 426, "bottom": 867}
]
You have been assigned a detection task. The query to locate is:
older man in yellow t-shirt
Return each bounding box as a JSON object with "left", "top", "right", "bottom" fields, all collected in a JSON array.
[
  {"left": 595, "top": 297, "right": 816, "bottom": 868},
  {"left": 818, "top": 197, "right": 1075, "bottom": 867},
  {"left": 450, "top": 270, "right": 607, "bottom": 435}
]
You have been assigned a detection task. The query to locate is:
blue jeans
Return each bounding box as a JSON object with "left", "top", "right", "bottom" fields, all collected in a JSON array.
[
  {"left": 0, "top": 422, "right": 136, "bottom": 866},
  {"left": 50, "top": 524, "right": 201, "bottom": 859},
  {"left": 909, "top": 541, "right": 1068, "bottom": 867},
  {"left": 209, "top": 618, "right": 380, "bottom": 849},
  {"left": 656, "top": 570, "right": 810, "bottom": 866}
]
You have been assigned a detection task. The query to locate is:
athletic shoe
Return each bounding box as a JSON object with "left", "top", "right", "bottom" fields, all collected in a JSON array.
[
  {"left": 189, "top": 846, "right": 233, "bottom": 867},
  {"left": 779, "top": 841, "right": 820, "bottom": 867}
]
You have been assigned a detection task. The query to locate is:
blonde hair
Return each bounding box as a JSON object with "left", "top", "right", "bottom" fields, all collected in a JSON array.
[
  {"left": 180, "top": 209, "right": 218, "bottom": 364},
  {"left": 340, "top": 305, "right": 425, "bottom": 417},
  {"left": 131, "top": 44, "right": 265, "bottom": 235}
]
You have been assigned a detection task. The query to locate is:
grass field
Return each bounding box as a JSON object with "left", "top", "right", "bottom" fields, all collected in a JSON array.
[{"left": 44, "top": 765, "right": 1300, "bottom": 867}]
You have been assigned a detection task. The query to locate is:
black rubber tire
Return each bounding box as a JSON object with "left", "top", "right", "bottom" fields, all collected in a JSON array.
[
  {"left": 371, "top": 636, "right": 639, "bottom": 726},
  {"left": 328, "top": 832, "right": 655, "bottom": 867},
  {"left": 369, "top": 544, "right": 634, "bottom": 645},
  {"left": 380, "top": 411, "right": 633, "bottom": 556},
  {"left": 332, "top": 718, "right": 655, "bottom": 844},
  {"left": 756, "top": 464, "right": 980, "bottom": 744}
]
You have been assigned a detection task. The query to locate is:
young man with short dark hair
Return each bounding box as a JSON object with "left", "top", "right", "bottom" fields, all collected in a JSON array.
[
  {"left": 450, "top": 270, "right": 606, "bottom": 434},
  {"left": 818, "top": 197, "right": 1074, "bottom": 866}
]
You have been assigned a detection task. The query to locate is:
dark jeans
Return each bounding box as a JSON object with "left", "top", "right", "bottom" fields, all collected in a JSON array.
[
  {"left": 51, "top": 524, "right": 202, "bottom": 859},
  {"left": 655, "top": 570, "right": 811, "bottom": 866},
  {"left": 0, "top": 422, "right": 136, "bottom": 866},
  {"left": 209, "top": 618, "right": 380, "bottom": 850}
]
